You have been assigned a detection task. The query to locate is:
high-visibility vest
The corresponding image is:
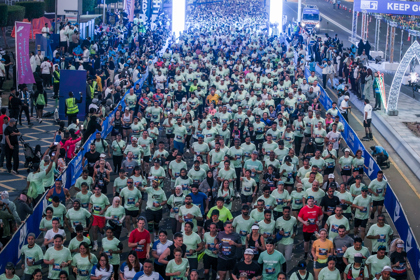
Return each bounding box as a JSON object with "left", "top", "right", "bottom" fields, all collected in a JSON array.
[
  {"left": 53, "top": 71, "right": 60, "bottom": 83},
  {"left": 66, "top": 97, "right": 79, "bottom": 115},
  {"left": 89, "top": 81, "right": 97, "bottom": 99}
]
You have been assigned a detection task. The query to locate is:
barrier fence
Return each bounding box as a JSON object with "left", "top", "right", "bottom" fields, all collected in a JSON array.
[{"left": 304, "top": 67, "right": 420, "bottom": 279}]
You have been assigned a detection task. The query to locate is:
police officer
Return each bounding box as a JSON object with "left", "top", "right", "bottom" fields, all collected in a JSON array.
[{"left": 65, "top": 91, "right": 82, "bottom": 126}]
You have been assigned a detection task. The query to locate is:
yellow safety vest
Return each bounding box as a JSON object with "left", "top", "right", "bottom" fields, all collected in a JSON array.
[
  {"left": 53, "top": 71, "right": 60, "bottom": 83},
  {"left": 66, "top": 97, "right": 79, "bottom": 115},
  {"left": 89, "top": 81, "right": 97, "bottom": 99}
]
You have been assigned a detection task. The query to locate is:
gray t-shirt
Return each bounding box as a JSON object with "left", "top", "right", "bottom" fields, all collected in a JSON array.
[
  {"left": 215, "top": 231, "right": 242, "bottom": 260},
  {"left": 122, "top": 160, "right": 139, "bottom": 174},
  {"left": 333, "top": 235, "right": 354, "bottom": 257}
]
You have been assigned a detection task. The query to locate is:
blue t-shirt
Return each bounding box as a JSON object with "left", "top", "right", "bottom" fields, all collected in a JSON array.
[
  {"left": 152, "top": 240, "right": 173, "bottom": 265},
  {"left": 189, "top": 192, "right": 208, "bottom": 215},
  {"left": 133, "top": 271, "right": 165, "bottom": 280},
  {"left": 373, "top": 146, "right": 388, "bottom": 157},
  {"left": 309, "top": 62, "right": 317, "bottom": 72}
]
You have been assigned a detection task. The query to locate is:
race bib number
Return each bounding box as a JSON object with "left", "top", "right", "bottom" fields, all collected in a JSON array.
[
  {"left": 318, "top": 248, "right": 327, "bottom": 255},
  {"left": 127, "top": 197, "right": 135, "bottom": 204},
  {"left": 53, "top": 264, "right": 61, "bottom": 271},
  {"left": 93, "top": 206, "right": 102, "bottom": 214},
  {"left": 308, "top": 218, "right": 316, "bottom": 225},
  {"left": 265, "top": 267, "right": 275, "bottom": 274}
]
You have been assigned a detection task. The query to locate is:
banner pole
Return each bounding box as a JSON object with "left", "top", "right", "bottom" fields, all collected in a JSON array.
[{"left": 15, "top": 22, "right": 18, "bottom": 89}]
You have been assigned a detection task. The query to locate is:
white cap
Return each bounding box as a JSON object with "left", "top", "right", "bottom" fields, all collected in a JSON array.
[
  {"left": 244, "top": 248, "right": 254, "bottom": 255},
  {"left": 131, "top": 137, "right": 138, "bottom": 141},
  {"left": 344, "top": 148, "right": 351, "bottom": 152},
  {"left": 251, "top": 225, "right": 259, "bottom": 230},
  {"left": 100, "top": 153, "right": 106, "bottom": 158},
  {"left": 344, "top": 95, "right": 350, "bottom": 100},
  {"left": 382, "top": 266, "right": 392, "bottom": 272},
  {"left": 396, "top": 243, "right": 404, "bottom": 248},
  {"left": 182, "top": 98, "right": 187, "bottom": 102},
  {"left": 328, "top": 174, "right": 335, "bottom": 179}
]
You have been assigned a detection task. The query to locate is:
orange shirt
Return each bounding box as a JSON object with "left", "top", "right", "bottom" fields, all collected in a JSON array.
[{"left": 312, "top": 238, "right": 333, "bottom": 261}]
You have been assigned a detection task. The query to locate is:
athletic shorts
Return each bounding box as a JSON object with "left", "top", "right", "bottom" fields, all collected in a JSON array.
[
  {"left": 166, "top": 134, "right": 174, "bottom": 139},
  {"left": 314, "top": 260, "right": 328, "bottom": 269},
  {"left": 241, "top": 194, "right": 253, "bottom": 204},
  {"left": 203, "top": 253, "right": 218, "bottom": 270},
  {"left": 341, "top": 169, "right": 351, "bottom": 176},
  {"left": 303, "top": 231, "right": 314, "bottom": 242},
  {"left": 372, "top": 200, "right": 384, "bottom": 207},
  {"left": 143, "top": 156, "right": 150, "bottom": 163},
  {"left": 324, "top": 167, "right": 335, "bottom": 175},
  {"left": 92, "top": 215, "right": 106, "bottom": 228},
  {"left": 217, "top": 258, "right": 236, "bottom": 272},
  {"left": 363, "top": 119, "right": 372, "bottom": 128},
  {"left": 125, "top": 209, "right": 139, "bottom": 217},
  {"left": 197, "top": 220, "right": 204, "bottom": 227},
  {"left": 354, "top": 218, "right": 368, "bottom": 228},
  {"left": 145, "top": 208, "right": 163, "bottom": 224}
]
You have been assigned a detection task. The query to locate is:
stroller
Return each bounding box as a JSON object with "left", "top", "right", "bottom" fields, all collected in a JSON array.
[{"left": 19, "top": 136, "right": 40, "bottom": 169}]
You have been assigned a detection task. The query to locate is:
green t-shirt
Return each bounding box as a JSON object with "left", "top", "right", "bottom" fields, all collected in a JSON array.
[
  {"left": 163, "top": 118, "right": 176, "bottom": 134},
  {"left": 192, "top": 142, "right": 210, "bottom": 161},
  {"left": 203, "top": 232, "right": 219, "bottom": 258},
  {"left": 352, "top": 157, "right": 365, "bottom": 170},
  {"left": 253, "top": 122, "right": 266, "bottom": 140},
  {"left": 313, "top": 128, "right": 326, "bottom": 144},
  {"left": 65, "top": 208, "right": 91, "bottom": 231},
  {"left": 262, "top": 142, "right": 279, "bottom": 160},
  {"left": 207, "top": 206, "right": 233, "bottom": 222},
  {"left": 218, "top": 168, "right": 237, "bottom": 188},
  {"left": 130, "top": 123, "right": 144, "bottom": 138},
  {"left": 145, "top": 187, "right": 167, "bottom": 211},
  {"left": 93, "top": 139, "right": 108, "bottom": 154},
  {"left": 366, "top": 255, "right": 391, "bottom": 276},
  {"left": 353, "top": 194, "right": 373, "bottom": 220},
  {"left": 75, "top": 176, "right": 94, "bottom": 191},
  {"left": 366, "top": 224, "right": 393, "bottom": 252},
  {"left": 228, "top": 147, "right": 244, "bottom": 168},
  {"left": 71, "top": 253, "right": 98, "bottom": 280},
  {"left": 138, "top": 137, "right": 153, "bottom": 156},
  {"left": 254, "top": 195, "right": 276, "bottom": 211},
  {"left": 149, "top": 166, "right": 166, "bottom": 187},
  {"left": 250, "top": 209, "right": 265, "bottom": 223},
  {"left": 111, "top": 140, "right": 126, "bottom": 156},
  {"left": 89, "top": 194, "right": 110, "bottom": 217},
  {"left": 279, "top": 163, "right": 295, "bottom": 184},
  {"left": 113, "top": 177, "right": 128, "bottom": 194},
  {"left": 175, "top": 177, "right": 193, "bottom": 195},
  {"left": 276, "top": 216, "right": 297, "bottom": 245},
  {"left": 104, "top": 205, "right": 125, "bottom": 227},
  {"left": 166, "top": 258, "right": 190, "bottom": 280},
  {"left": 271, "top": 190, "right": 290, "bottom": 212},
  {"left": 151, "top": 106, "right": 163, "bottom": 122},
  {"left": 318, "top": 267, "right": 341, "bottom": 280},
  {"left": 131, "top": 174, "right": 147, "bottom": 189},
  {"left": 232, "top": 215, "right": 255, "bottom": 244},
  {"left": 297, "top": 166, "right": 312, "bottom": 179},
  {"left": 125, "top": 144, "right": 143, "bottom": 163},
  {"left": 368, "top": 179, "right": 387, "bottom": 201},
  {"left": 209, "top": 149, "right": 226, "bottom": 166},
  {"left": 339, "top": 156, "right": 353, "bottom": 171},
  {"left": 187, "top": 168, "right": 206, "bottom": 185},
  {"left": 309, "top": 157, "right": 325, "bottom": 169},
  {"left": 241, "top": 177, "right": 256, "bottom": 196},
  {"left": 21, "top": 244, "right": 44, "bottom": 274},
  {"left": 241, "top": 143, "right": 256, "bottom": 159},
  {"left": 290, "top": 190, "right": 305, "bottom": 210},
  {"left": 335, "top": 191, "right": 353, "bottom": 214},
  {"left": 169, "top": 160, "right": 188, "bottom": 182},
  {"left": 274, "top": 147, "right": 289, "bottom": 162},
  {"left": 44, "top": 246, "right": 72, "bottom": 279},
  {"left": 257, "top": 250, "right": 286, "bottom": 280},
  {"left": 49, "top": 203, "right": 67, "bottom": 226},
  {"left": 350, "top": 183, "right": 365, "bottom": 198},
  {"left": 258, "top": 219, "right": 276, "bottom": 240},
  {"left": 244, "top": 159, "right": 263, "bottom": 182},
  {"left": 40, "top": 161, "right": 56, "bottom": 188},
  {"left": 183, "top": 232, "right": 202, "bottom": 258},
  {"left": 68, "top": 236, "right": 91, "bottom": 256},
  {"left": 179, "top": 205, "right": 202, "bottom": 232},
  {"left": 290, "top": 272, "right": 314, "bottom": 280},
  {"left": 325, "top": 215, "right": 350, "bottom": 241},
  {"left": 102, "top": 236, "right": 121, "bottom": 265},
  {"left": 167, "top": 194, "right": 185, "bottom": 218},
  {"left": 174, "top": 125, "right": 187, "bottom": 143},
  {"left": 0, "top": 275, "right": 19, "bottom": 280},
  {"left": 120, "top": 187, "right": 142, "bottom": 210},
  {"left": 39, "top": 217, "right": 53, "bottom": 231},
  {"left": 344, "top": 264, "right": 369, "bottom": 279},
  {"left": 304, "top": 189, "right": 325, "bottom": 206},
  {"left": 322, "top": 149, "right": 337, "bottom": 168},
  {"left": 343, "top": 246, "right": 370, "bottom": 264}
]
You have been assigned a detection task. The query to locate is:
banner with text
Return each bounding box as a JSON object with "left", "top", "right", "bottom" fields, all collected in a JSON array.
[
  {"left": 15, "top": 22, "right": 35, "bottom": 85},
  {"left": 124, "top": 0, "right": 135, "bottom": 21},
  {"left": 354, "top": 0, "right": 420, "bottom": 16}
]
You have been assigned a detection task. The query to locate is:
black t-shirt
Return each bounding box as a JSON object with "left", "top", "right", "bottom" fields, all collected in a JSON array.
[
  {"left": 10, "top": 96, "right": 21, "bottom": 110},
  {"left": 167, "top": 244, "right": 187, "bottom": 262},
  {"left": 390, "top": 251, "right": 407, "bottom": 273},
  {"left": 84, "top": 151, "right": 100, "bottom": 167},
  {"left": 174, "top": 90, "right": 187, "bottom": 102},
  {"left": 320, "top": 195, "right": 340, "bottom": 215},
  {"left": 204, "top": 219, "right": 224, "bottom": 233},
  {"left": 4, "top": 125, "right": 18, "bottom": 145},
  {"left": 232, "top": 261, "right": 262, "bottom": 279}
]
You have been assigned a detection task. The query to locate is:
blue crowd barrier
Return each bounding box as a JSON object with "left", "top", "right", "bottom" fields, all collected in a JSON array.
[{"left": 304, "top": 67, "right": 420, "bottom": 279}]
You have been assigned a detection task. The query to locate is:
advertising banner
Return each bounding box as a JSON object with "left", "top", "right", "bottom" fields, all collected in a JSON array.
[
  {"left": 15, "top": 22, "right": 35, "bottom": 85},
  {"left": 58, "top": 70, "right": 87, "bottom": 121},
  {"left": 124, "top": 0, "right": 135, "bottom": 21},
  {"left": 354, "top": 0, "right": 420, "bottom": 16}
]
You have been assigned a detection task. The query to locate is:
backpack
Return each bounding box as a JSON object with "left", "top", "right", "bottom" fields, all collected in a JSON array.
[
  {"left": 36, "top": 93, "right": 46, "bottom": 105},
  {"left": 296, "top": 272, "right": 310, "bottom": 280}
]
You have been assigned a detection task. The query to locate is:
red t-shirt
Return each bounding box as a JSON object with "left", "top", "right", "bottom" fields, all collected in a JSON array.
[
  {"left": 0, "top": 114, "right": 6, "bottom": 135},
  {"left": 298, "top": 205, "right": 323, "bottom": 233},
  {"left": 128, "top": 228, "right": 151, "bottom": 259}
]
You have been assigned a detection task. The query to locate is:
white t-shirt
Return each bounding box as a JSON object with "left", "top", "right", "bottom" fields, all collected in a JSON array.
[
  {"left": 44, "top": 228, "right": 65, "bottom": 247},
  {"left": 91, "top": 265, "right": 113, "bottom": 280},
  {"left": 40, "top": 61, "right": 51, "bottom": 74},
  {"left": 42, "top": 27, "right": 50, "bottom": 37},
  {"left": 340, "top": 100, "right": 348, "bottom": 113},
  {"left": 364, "top": 104, "right": 372, "bottom": 120}
]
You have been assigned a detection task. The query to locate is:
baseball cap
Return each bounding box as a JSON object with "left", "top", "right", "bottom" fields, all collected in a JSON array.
[
  {"left": 100, "top": 153, "right": 106, "bottom": 158},
  {"left": 5, "top": 262, "right": 14, "bottom": 270},
  {"left": 328, "top": 174, "right": 335, "bottom": 179},
  {"left": 277, "top": 181, "right": 284, "bottom": 185},
  {"left": 382, "top": 266, "right": 392, "bottom": 272},
  {"left": 9, "top": 118, "right": 16, "bottom": 123},
  {"left": 252, "top": 151, "right": 259, "bottom": 155},
  {"left": 344, "top": 148, "right": 351, "bottom": 152},
  {"left": 344, "top": 95, "right": 350, "bottom": 100},
  {"left": 212, "top": 209, "right": 220, "bottom": 216},
  {"left": 361, "top": 186, "right": 369, "bottom": 191},
  {"left": 244, "top": 249, "right": 254, "bottom": 255},
  {"left": 182, "top": 98, "right": 187, "bottom": 102},
  {"left": 296, "top": 183, "right": 303, "bottom": 189},
  {"left": 251, "top": 225, "right": 259, "bottom": 230},
  {"left": 297, "top": 260, "right": 307, "bottom": 269},
  {"left": 131, "top": 137, "right": 138, "bottom": 141}
]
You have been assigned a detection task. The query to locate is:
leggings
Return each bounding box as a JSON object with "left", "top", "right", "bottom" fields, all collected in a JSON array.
[
  {"left": 113, "top": 155, "right": 123, "bottom": 173},
  {"left": 294, "top": 136, "right": 303, "bottom": 156},
  {"left": 185, "top": 135, "right": 192, "bottom": 149}
]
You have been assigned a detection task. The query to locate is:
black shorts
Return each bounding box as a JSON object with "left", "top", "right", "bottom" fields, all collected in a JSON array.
[
  {"left": 324, "top": 167, "right": 335, "bottom": 175},
  {"left": 241, "top": 194, "right": 253, "bottom": 204},
  {"left": 197, "top": 220, "right": 204, "bottom": 227},
  {"left": 217, "top": 258, "right": 236, "bottom": 272},
  {"left": 143, "top": 156, "right": 150, "bottom": 163},
  {"left": 363, "top": 119, "right": 372, "bottom": 128},
  {"left": 303, "top": 232, "right": 314, "bottom": 242},
  {"left": 166, "top": 134, "right": 174, "bottom": 139},
  {"left": 314, "top": 260, "right": 328, "bottom": 269},
  {"left": 335, "top": 259, "right": 347, "bottom": 273},
  {"left": 111, "top": 128, "right": 121, "bottom": 136},
  {"left": 59, "top": 41, "right": 67, "bottom": 47},
  {"left": 36, "top": 105, "right": 44, "bottom": 110},
  {"left": 203, "top": 253, "right": 218, "bottom": 270},
  {"left": 372, "top": 200, "right": 384, "bottom": 207},
  {"left": 145, "top": 208, "right": 163, "bottom": 224},
  {"left": 354, "top": 218, "right": 368, "bottom": 228},
  {"left": 125, "top": 209, "right": 139, "bottom": 217},
  {"left": 341, "top": 169, "right": 351, "bottom": 176}
]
